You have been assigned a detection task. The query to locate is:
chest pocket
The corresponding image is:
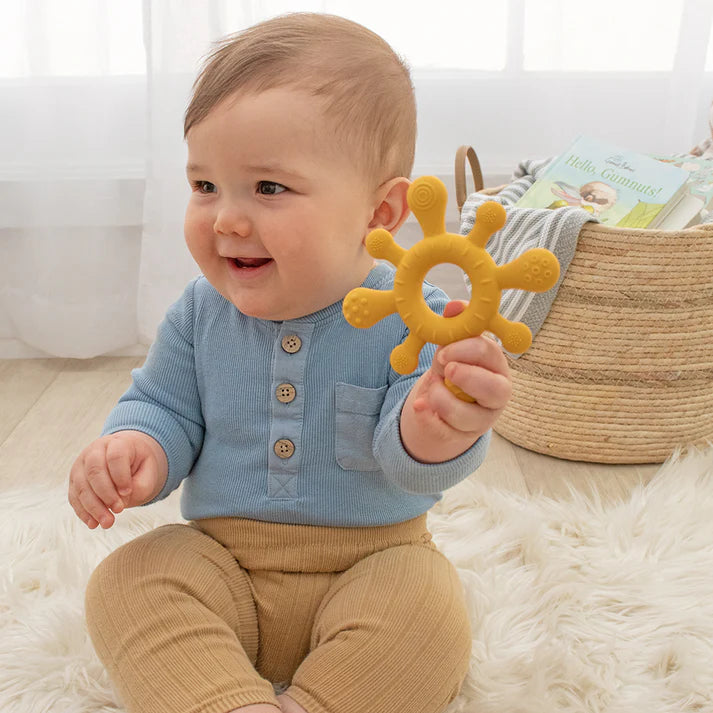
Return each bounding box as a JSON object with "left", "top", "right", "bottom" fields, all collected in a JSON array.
[{"left": 335, "top": 382, "right": 388, "bottom": 471}]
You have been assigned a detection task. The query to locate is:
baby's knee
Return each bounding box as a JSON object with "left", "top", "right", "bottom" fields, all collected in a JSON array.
[
  {"left": 316, "top": 543, "right": 471, "bottom": 654},
  {"left": 382, "top": 546, "right": 472, "bottom": 674},
  {"left": 393, "top": 551, "right": 472, "bottom": 705},
  {"left": 409, "top": 550, "right": 472, "bottom": 667},
  {"left": 85, "top": 524, "right": 195, "bottom": 622},
  {"left": 296, "top": 546, "right": 472, "bottom": 713}
]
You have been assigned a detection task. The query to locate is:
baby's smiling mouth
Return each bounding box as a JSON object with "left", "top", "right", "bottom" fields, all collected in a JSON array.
[{"left": 232, "top": 257, "right": 273, "bottom": 269}]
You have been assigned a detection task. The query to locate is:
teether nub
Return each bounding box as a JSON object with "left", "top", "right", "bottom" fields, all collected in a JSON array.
[
  {"left": 468, "top": 202, "right": 507, "bottom": 248},
  {"left": 409, "top": 178, "right": 448, "bottom": 238},
  {"left": 366, "top": 229, "right": 407, "bottom": 264},
  {"left": 343, "top": 287, "right": 396, "bottom": 329},
  {"left": 343, "top": 176, "right": 560, "bottom": 402}
]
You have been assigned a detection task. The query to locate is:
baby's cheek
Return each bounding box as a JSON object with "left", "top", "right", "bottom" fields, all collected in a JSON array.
[
  {"left": 184, "top": 216, "right": 212, "bottom": 254},
  {"left": 184, "top": 230, "right": 202, "bottom": 261}
]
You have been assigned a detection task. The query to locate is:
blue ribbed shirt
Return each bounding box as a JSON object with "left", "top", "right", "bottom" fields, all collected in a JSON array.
[{"left": 102, "top": 263, "right": 490, "bottom": 526}]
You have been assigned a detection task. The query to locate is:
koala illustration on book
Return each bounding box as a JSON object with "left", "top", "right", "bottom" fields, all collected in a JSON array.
[{"left": 547, "top": 180, "right": 618, "bottom": 215}]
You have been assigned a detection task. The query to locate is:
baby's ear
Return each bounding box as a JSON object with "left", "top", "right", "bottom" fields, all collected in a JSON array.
[{"left": 368, "top": 177, "right": 411, "bottom": 234}]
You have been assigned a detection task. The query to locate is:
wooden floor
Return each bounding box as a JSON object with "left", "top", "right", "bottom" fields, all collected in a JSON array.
[{"left": 0, "top": 356, "right": 660, "bottom": 504}]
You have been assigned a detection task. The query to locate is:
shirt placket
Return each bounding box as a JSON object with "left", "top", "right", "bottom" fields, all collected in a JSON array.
[{"left": 267, "top": 323, "right": 313, "bottom": 499}]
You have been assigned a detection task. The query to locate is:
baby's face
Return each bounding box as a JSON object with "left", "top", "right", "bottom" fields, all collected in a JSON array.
[{"left": 184, "top": 87, "right": 378, "bottom": 320}]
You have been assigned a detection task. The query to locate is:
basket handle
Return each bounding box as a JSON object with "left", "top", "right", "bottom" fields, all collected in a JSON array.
[{"left": 454, "top": 145, "right": 484, "bottom": 213}]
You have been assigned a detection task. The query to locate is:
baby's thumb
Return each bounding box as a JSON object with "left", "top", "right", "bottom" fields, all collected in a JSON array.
[
  {"left": 443, "top": 300, "right": 466, "bottom": 319},
  {"left": 433, "top": 300, "right": 468, "bottom": 377},
  {"left": 126, "top": 459, "right": 162, "bottom": 507}
]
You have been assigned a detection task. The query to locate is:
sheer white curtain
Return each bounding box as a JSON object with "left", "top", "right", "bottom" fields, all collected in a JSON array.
[{"left": 3, "top": 0, "right": 713, "bottom": 358}]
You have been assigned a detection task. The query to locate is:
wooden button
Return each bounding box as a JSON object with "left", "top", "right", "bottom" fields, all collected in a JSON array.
[
  {"left": 274, "top": 439, "right": 295, "bottom": 459},
  {"left": 276, "top": 383, "right": 296, "bottom": 403},
  {"left": 281, "top": 335, "right": 302, "bottom": 353}
]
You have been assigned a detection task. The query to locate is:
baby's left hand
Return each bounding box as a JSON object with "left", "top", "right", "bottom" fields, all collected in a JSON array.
[{"left": 410, "top": 301, "right": 512, "bottom": 437}]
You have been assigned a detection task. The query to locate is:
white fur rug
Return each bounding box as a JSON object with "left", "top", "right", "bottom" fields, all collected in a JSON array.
[{"left": 2, "top": 450, "right": 713, "bottom": 713}]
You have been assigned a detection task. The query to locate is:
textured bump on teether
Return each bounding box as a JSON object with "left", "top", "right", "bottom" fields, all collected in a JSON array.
[{"left": 343, "top": 176, "right": 561, "bottom": 377}]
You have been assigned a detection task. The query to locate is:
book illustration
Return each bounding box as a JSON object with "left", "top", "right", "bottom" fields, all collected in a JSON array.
[
  {"left": 616, "top": 200, "right": 668, "bottom": 228},
  {"left": 545, "top": 180, "right": 618, "bottom": 216},
  {"left": 515, "top": 136, "right": 689, "bottom": 229}
]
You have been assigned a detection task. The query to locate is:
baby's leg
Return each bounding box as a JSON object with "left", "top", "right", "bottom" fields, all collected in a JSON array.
[
  {"left": 85, "top": 523, "right": 279, "bottom": 713},
  {"left": 284, "top": 543, "right": 471, "bottom": 713}
]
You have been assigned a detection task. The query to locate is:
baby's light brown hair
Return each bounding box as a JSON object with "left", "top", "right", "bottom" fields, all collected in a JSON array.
[{"left": 184, "top": 13, "right": 417, "bottom": 186}]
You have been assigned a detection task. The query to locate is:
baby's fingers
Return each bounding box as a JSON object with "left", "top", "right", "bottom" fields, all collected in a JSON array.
[
  {"left": 82, "top": 446, "right": 124, "bottom": 527},
  {"left": 68, "top": 460, "right": 100, "bottom": 529},
  {"left": 423, "top": 377, "right": 495, "bottom": 434},
  {"left": 75, "top": 476, "right": 115, "bottom": 529},
  {"left": 105, "top": 435, "right": 133, "bottom": 498},
  {"left": 444, "top": 362, "right": 512, "bottom": 410},
  {"left": 73, "top": 491, "right": 104, "bottom": 530},
  {"left": 438, "top": 334, "right": 509, "bottom": 376}
]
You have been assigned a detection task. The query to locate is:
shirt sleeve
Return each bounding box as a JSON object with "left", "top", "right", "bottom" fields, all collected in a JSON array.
[
  {"left": 102, "top": 279, "right": 205, "bottom": 504},
  {"left": 372, "top": 282, "right": 491, "bottom": 494}
]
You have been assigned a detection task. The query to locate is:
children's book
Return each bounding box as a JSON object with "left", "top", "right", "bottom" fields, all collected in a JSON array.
[
  {"left": 515, "top": 135, "right": 690, "bottom": 229},
  {"left": 649, "top": 154, "right": 713, "bottom": 229}
]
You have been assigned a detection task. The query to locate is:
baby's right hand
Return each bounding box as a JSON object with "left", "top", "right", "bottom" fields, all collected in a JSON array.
[{"left": 68, "top": 431, "right": 168, "bottom": 530}]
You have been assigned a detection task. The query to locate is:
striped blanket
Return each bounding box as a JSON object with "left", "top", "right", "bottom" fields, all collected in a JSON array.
[{"left": 459, "top": 158, "right": 597, "bottom": 358}]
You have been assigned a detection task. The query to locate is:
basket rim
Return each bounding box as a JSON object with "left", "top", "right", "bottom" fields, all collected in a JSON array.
[{"left": 580, "top": 221, "right": 713, "bottom": 238}]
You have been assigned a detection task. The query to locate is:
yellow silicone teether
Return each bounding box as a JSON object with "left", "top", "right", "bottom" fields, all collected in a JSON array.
[{"left": 343, "top": 175, "right": 561, "bottom": 401}]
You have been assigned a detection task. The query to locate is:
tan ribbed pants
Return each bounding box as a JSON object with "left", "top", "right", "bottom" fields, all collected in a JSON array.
[{"left": 85, "top": 514, "right": 471, "bottom": 713}]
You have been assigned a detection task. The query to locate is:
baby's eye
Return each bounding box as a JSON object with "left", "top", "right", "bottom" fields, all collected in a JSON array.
[
  {"left": 257, "top": 181, "right": 287, "bottom": 195},
  {"left": 192, "top": 180, "right": 217, "bottom": 194}
]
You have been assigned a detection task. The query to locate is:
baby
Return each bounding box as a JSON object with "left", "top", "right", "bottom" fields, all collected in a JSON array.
[{"left": 68, "top": 13, "right": 511, "bottom": 713}]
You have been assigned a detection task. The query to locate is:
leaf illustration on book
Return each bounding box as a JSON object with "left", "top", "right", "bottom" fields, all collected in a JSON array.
[{"left": 616, "top": 201, "right": 664, "bottom": 228}]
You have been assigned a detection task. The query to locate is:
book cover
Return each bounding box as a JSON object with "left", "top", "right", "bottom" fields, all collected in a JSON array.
[
  {"left": 515, "top": 135, "right": 690, "bottom": 228},
  {"left": 650, "top": 154, "right": 713, "bottom": 229}
]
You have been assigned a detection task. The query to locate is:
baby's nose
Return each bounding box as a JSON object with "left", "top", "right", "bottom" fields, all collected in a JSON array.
[{"left": 214, "top": 205, "right": 252, "bottom": 238}]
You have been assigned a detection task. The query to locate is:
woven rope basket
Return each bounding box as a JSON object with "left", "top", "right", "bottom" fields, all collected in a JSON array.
[{"left": 455, "top": 145, "right": 713, "bottom": 463}]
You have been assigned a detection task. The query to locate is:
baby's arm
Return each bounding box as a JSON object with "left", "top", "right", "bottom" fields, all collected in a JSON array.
[
  {"left": 400, "top": 301, "right": 512, "bottom": 463},
  {"left": 68, "top": 279, "right": 206, "bottom": 528},
  {"left": 373, "top": 297, "right": 510, "bottom": 493}
]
